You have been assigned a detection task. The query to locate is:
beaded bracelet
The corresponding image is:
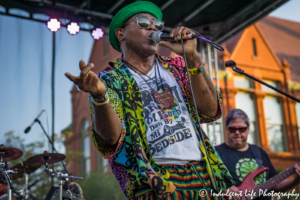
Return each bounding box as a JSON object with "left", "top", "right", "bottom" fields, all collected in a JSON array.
[{"left": 188, "top": 63, "right": 205, "bottom": 75}]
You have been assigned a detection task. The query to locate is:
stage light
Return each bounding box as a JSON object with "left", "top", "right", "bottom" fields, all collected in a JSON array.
[
  {"left": 67, "top": 22, "right": 80, "bottom": 35},
  {"left": 47, "top": 18, "right": 61, "bottom": 32},
  {"left": 91, "top": 28, "right": 104, "bottom": 40}
]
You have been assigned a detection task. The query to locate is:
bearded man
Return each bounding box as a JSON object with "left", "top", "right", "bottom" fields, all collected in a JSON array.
[{"left": 215, "top": 109, "right": 300, "bottom": 200}]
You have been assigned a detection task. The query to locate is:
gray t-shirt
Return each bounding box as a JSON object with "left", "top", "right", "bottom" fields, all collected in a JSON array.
[{"left": 127, "top": 59, "right": 202, "bottom": 165}]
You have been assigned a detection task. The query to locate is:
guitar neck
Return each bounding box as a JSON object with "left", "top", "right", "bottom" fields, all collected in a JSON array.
[{"left": 250, "top": 162, "right": 299, "bottom": 198}]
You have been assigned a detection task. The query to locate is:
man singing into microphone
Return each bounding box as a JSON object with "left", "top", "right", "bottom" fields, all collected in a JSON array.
[{"left": 65, "top": 1, "right": 234, "bottom": 199}]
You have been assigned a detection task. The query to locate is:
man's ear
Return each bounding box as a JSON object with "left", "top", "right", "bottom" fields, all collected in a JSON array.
[{"left": 115, "top": 28, "right": 125, "bottom": 42}]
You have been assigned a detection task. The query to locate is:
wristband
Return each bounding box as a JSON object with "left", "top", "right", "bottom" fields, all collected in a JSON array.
[
  {"left": 91, "top": 96, "right": 110, "bottom": 106},
  {"left": 91, "top": 90, "right": 110, "bottom": 106},
  {"left": 188, "top": 63, "right": 205, "bottom": 75},
  {"left": 91, "top": 90, "right": 108, "bottom": 103}
]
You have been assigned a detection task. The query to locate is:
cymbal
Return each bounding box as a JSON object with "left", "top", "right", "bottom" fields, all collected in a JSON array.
[
  {"left": 26, "top": 152, "right": 65, "bottom": 166},
  {"left": 10, "top": 161, "right": 40, "bottom": 180},
  {"left": 0, "top": 145, "right": 23, "bottom": 162}
]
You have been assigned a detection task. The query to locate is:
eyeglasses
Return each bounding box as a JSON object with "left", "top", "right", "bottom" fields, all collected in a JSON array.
[
  {"left": 122, "top": 17, "right": 164, "bottom": 31},
  {"left": 227, "top": 126, "right": 248, "bottom": 133}
]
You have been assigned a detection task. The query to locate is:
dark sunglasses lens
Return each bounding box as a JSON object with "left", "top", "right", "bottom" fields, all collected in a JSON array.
[
  {"left": 228, "top": 127, "right": 247, "bottom": 133},
  {"left": 239, "top": 127, "right": 248, "bottom": 132},
  {"left": 153, "top": 20, "right": 164, "bottom": 30},
  {"left": 137, "top": 17, "right": 150, "bottom": 28},
  {"left": 228, "top": 127, "right": 235, "bottom": 133}
]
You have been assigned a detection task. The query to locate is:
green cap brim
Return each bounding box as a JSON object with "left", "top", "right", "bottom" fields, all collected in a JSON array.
[{"left": 109, "top": 1, "right": 162, "bottom": 52}]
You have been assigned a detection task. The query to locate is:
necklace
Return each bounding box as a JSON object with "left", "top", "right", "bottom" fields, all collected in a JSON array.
[
  {"left": 122, "top": 59, "right": 178, "bottom": 109},
  {"left": 122, "top": 60, "right": 161, "bottom": 90}
]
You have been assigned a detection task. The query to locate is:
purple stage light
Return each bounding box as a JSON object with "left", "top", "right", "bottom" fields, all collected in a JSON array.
[
  {"left": 67, "top": 22, "right": 80, "bottom": 35},
  {"left": 92, "top": 28, "right": 104, "bottom": 40},
  {"left": 47, "top": 18, "right": 61, "bottom": 32}
]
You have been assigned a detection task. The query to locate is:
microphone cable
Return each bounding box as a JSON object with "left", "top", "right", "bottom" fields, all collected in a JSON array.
[{"left": 189, "top": 28, "right": 224, "bottom": 51}]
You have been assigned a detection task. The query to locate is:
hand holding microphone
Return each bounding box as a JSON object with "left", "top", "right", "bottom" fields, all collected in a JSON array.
[
  {"left": 156, "top": 27, "right": 199, "bottom": 59},
  {"left": 152, "top": 28, "right": 224, "bottom": 51},
  {"left": 152, "top": 31, "right": 199, "bottom": 43}
]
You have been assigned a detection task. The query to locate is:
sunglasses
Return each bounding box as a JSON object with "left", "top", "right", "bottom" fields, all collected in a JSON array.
[
  {"left": 122, "top": 17, "right": 164, "bottom": 31},
  {"left": 227, "top": 126, "right": 248, "bottom": 133}
]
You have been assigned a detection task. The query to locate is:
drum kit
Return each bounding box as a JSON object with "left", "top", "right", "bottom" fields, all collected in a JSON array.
[{"left": 0, "top": 144, "right": 83, "bottom": 200}]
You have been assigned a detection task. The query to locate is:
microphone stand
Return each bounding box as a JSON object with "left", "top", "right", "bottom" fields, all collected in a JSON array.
[
  {"left": 35, "top": 119, "right": 90, "bottom": 200},
  {"left": 227, "top": 63, "right": 300, "bottom": 103}
]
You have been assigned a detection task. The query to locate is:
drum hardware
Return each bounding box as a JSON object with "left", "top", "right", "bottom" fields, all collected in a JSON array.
[
  {"left": 27, "top": 118, "right": 90, "bottom": 200},
  {"left": 0, "top": 144, "right": 84, "bottom": 200},
  {"left": 26, "top": 151, "right": 66, "bottom": 167},
  {"left": 44, "top": 168, "right": 83, "bottom": 200},
  {"left": 23, "top": 173, "right": 29, "bottom": 200},
  {"left": 0, "top": 166, "right": 16, "bottom": 199},
  {"left": 10, "top": 161, "right": 40, "bottom": 180},
  {"left": 10, "top": 161, "right": 41, "bottom": 200},
  {"left": 13, "top": 178, "right": 40, "bottom": 200},
  {"left": 0, "top": 145, "right": 23, "bottom": 163},
  {"left": 45, "top": 183, "right": 82, "bottom": 200},
  {"left": 0, "top": 144, "right": 23, "bottom": 200},
  {"left": 27, "top": 151, "right": 83, "bottom": 200}
]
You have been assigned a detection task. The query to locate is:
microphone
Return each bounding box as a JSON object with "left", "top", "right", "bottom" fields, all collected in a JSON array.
[
  {"left": 225, "top": 60, "right": 244, "bottom": 75},
  {"left": 225, "top": 60, "right": 236, "bottom": 68},
  {"left": 152, "top": 31, "right": 224, "bottom": 51},
  {"left": 152, "top": 31, "right": 198, "bottom": 43},
  {"left": 24, "top": 110, "right": 45, "bottom": 134}
]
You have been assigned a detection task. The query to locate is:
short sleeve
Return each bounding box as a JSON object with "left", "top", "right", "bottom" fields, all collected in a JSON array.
[
  {"left": 261, "top": 148, "right": 278, "bottom": 178},
  {"left": 199, "top": 90, "right": 223, "bottom": 123},
  {"left": 89, "top": 77, "right": 126, "bottom": 159}
]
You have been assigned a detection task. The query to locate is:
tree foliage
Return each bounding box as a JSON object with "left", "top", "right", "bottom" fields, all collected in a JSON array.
[{"left": 79, "top": 172, "right": 127, "bottom": 200}]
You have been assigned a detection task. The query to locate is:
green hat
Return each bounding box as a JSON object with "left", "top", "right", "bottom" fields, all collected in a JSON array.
[{"left": 109, "top": 1, "right": 162, "bottom": 52}]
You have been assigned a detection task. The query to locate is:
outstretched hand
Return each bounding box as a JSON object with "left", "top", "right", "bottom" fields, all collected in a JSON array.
[{"left": 65, "top": 60, "right": 106, "bottom": 98}]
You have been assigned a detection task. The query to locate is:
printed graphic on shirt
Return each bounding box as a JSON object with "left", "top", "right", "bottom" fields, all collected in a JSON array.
[
  {"left": 140, "top": 78, "right": 194, "bottom": 156},
  {"left": 235, "top": 158, "right": 267, "bottom": 185},
  {"left": 128, "top": 62, "right": 201, "bottom": 165}
]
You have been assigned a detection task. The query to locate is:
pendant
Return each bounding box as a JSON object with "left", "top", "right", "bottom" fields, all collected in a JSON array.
[{"left": 152, "top": 87, "right": 178, "bottom": 109}]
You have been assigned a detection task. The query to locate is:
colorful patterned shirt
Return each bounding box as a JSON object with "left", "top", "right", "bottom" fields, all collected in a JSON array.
[{"left": 89, "top": 55, "right": 234, "bottom": 199}]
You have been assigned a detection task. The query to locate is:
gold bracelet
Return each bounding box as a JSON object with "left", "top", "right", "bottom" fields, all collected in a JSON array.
[
  {"left": 91, "top": 96, "right": 110, "bottom": 106},
  {"left": 188, "top": 63, "right": 205, "bottom": 75}
]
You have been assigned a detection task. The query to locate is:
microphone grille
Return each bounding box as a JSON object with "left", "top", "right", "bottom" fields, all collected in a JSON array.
[
  {"left": 24, "top": 126, "right": 31, "bottom": 134},
  {"left": 225, "top": 60, "right": 236, "bottom": 68},
  {"left": 152, "top": 31, "right": 162, "bottom": 44}
]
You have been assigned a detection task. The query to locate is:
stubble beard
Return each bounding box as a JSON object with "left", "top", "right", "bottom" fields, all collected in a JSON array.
[{"left": 125, "top": 39, "right": 158, "bottom": 57}]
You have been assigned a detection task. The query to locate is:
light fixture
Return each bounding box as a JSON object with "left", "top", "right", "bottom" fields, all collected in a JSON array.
[
  {"left": 91, "top": 28, "right": 104, "bottom": 40},
  {"left": 67, "top": 22, "right": 80, "bottom": 35},
  {"left": 47, "top": 18, "right": 61, "bottom": 32}
]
